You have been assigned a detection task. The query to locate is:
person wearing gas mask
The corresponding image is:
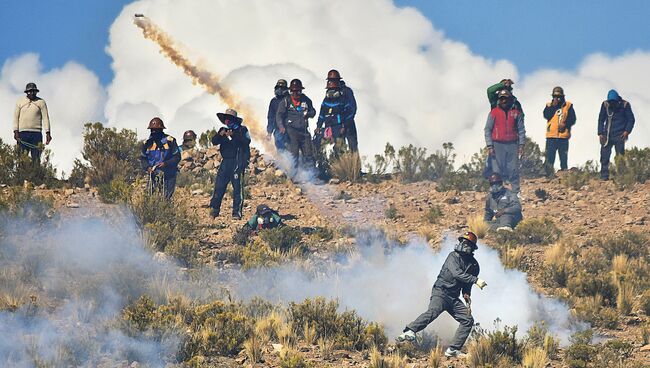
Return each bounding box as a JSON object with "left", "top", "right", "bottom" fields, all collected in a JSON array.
[
  {"left": 326, "top": 70, "right": 358, "bottom": 153},
  {"left": 209, "top": 109, "right": 251, "bottom": 219},
  {"left": 140, "top": 117, "right": 181, "bottom": 199},
  {"left": 267, "top": 79, "right": 290, "bottom": 151},
  {"left": 275, "top": 79, "right": 317, "bottom": 170},
  {"left": 484, "top": 89, "right": 526, "bottom": 194},
  {"left": 484, "top": 173, "right": 522, "bottom": 232},
  {"left": 397, "top": 232, "right": 486, "bottom": 358},
  {"left": 244, "top": 204, "right": 283, "bottom": 232},
  {"left": 597, "top": 89, "right": 635, "bottom": 180},
  {"left": 543, "top": 87, "right": 576, "bottom": 172},
  {"left": 181, "top": 130, "right": 197, "bottom": 151}
]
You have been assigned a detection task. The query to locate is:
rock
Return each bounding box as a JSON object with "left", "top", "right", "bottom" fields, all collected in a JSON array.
[
  {"left": 192, "top": 166, "right": 203, "bottom": 174},
  {"left": 329, "top": 178, "right": 340, "bottom": 184},
  {"left": 84, "top": 183, "right": 91, "bottom": 190},
  {"left": 204, "top": 160, "right": 215, "bottom": 170},
  {"left": 153, "top": 252, "right": 170, "bottom": 263},
  {"left": 181, "top": 151, "right": 193, "bottom": 161},
  {"left": 641, "top": 344, "right": 650, "bottom": 352},
  {"left": 295, "top": 188, "right": 303, "bottom": 195},
  {"left": 272, "top": 343, "right": 283, "bottom": 353},
  {"left": 64, "top": 188, "right": 75, "bottom": 196},
  {"left": 191, "top": 189, "right": 204, "bottom": 196},
  {"left": 274, "top": 169, "right": 285, "bottom": 177},
  {"left": 206, "top": 147, "right": 219, "bottom": 158},
  {"left": 65, "top": 202, "right": 80, "bottom": 208},
  {"left": 37, "top": 184, "right": 47, "bottom": 190}
]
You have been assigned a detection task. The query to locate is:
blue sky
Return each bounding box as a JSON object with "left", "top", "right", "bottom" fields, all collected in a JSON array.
[{"left": 1, "top": 0, "right": 649, "bottom": 84}]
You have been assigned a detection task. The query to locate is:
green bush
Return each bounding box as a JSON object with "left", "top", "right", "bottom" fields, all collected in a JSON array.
[
  {"left": 385, "top": 204, "right": 399, "bottom": 219},
  {"left": 565, "top": 330, "right": 595, "bottom": 368},
  {"left": 495, "top": 217, "right": 561, "bottom": 245},
  {"left": 520, "top": 137, "right": 546, "bottom": 178},
  {"left": 561, "top": 161, "right": 598, "bottom": 190},
  {"left": 198, "top": 128, "right": 217, "bottom": 148},
  {"left": 0, "top": 188, "right": 53, "bottom": 222},
  {"left": 394, "top": 142, "right": 455, "bottom": 183},
  {"left": 176, "top": 170, "right": 213, "bottom": 194},
  {"left": 259, "top": 226, "right": 303, "bottom": 253},
  {"left": 364, "top": 143, "right": 395, "bottom": 183},
  {"left": 97, "top": 177, "right": 133, "bottom": 204},
  {"left": 594, "top": 231, "right": 649, "bottom": 260},
  {"left": 435, "top": 151, "right": 488, "bottom": 192},
  {"left": 0, "top": 138, "right": 59, "bottom": 187},
  {"left": 67, "top": 158, "right": 89, "bottom": 188},
  {"left": 613, "top": 147, "right": 650, "bottom": 189},
  {"left": 81, "top": 122, "right": 140, "bottom": 186},
  {"left": 423, "top": 205, "right": 444, "bottom": 224}
]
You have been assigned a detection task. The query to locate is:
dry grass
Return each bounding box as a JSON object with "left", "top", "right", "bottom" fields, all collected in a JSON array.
[
  {"left": 318, "top": 336, "right": 334, "bottom": 360},
  {"left": 543, "top": 334, "right": 559, "bottom": 359},
  {"left": 522, "top": 346, "right": 548, "bottom": 368},
  {"left": 330, "top": 151, "right": 362, "bottom": 182},
  {"left": 427, "top": 343, "right": 444, "bottom": 368},
  {"left": 243, "top": 332, "right": 263, "bottom": 364},
  {"left": 303, "top": 321, "right": 317, "bottom": 345},
  {"left": 611, "top": 254, "right": 630, "bottom": 283},
  {"left": 616, "top": 281, "right": 635, "bottom": 315},
  {"left": 278, "top": 322, "right": 296, "bottom": 348},
  {"left": 543, "top": 240, "right": 573, "bottom": 287},
  {"left": 502, "top": 246, "right": 526, "bottom": 269},
  {"left": 369, "top": 346, "right": 387, "bottom": 368},
  {"left": 466, "top": 337, "right": 496, "bottom": 368},
  {"left": 255, "top": 310, "right": 284, "bottom": 342},
  {"left": 467, "top": 215, "right": 489, "bottom": 239}
]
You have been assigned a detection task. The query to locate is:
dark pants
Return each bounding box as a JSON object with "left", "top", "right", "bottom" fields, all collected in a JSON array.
[
  {"left": 490, "top": 141, "right": 520, "bottom": 192},
  {"left": 18, "top": 131, "right": 43, "bottom": 165},
  {"left": 286, "top": 126, "right": 314, "bottom": 168},
  {"left": 406, "top": 288, "right": 473, "bottom": 350},
  {"left": 487, "top": 213, "right": 522, "bottom": 230},
  {"left": 600, "top": 140, "right": 625, "bottom": 179},
  {"left": 273, "top": 130, "right": 289, "bottom": 151},
  {"left": 148, "top": 172, "right": 177, "bottom": 199},
  {"left": 210, "top": 158, "right": 245, "bottom": 217},
  {"left": 545, "top": 138, "right": 569, "bottom": 171},
  {"left": 345, "top": 121, "right": 359, "bottom": 152}
]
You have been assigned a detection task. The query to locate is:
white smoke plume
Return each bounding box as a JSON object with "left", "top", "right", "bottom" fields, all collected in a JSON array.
[
  {"left": 234, "top": 231, "right": 584, "bottom": 344},
  {"left": 0, "top": 54, "right": 106, "bottom": 175}
]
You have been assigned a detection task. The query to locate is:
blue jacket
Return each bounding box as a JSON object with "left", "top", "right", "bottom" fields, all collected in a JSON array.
[
  {"left": 342, "top": 85, "right": 357, "bottom": 123},
  {"left": 267, "top": 96, "right": 283, "bottom": 135},
  {"left": 316, "top": 93, "right": 354, "bottom": 130},
  {"left": 598, "top": 98, "right": 635, "bottom": 141},
  {"left": 140, "top": 133, "right": 181, "bottom": 177}
]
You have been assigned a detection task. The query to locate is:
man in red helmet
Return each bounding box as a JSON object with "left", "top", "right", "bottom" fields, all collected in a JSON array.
[
  {"left": 275, "top": 79, "right": 317, "bottom": 169},
  {"left": 140, "top": 117, "right": 181, "bottom": 199},
  {"left": 397, "top": 232, "right": 487, "bottom": 358}
]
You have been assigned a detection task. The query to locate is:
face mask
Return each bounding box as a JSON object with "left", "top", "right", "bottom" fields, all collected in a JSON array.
[
  {"left": 326, "top": 89, "right": 341, "bottom": 99},
  {"left": 275, "top": 88, "right": 286, "bottom": 97},
  {"left": 490, "top": 184, "right": 504, "bottom": 194}
]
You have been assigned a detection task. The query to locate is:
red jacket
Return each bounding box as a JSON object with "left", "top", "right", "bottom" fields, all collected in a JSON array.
[{"left": 485, "top": 104, "right": 525, "bottom": 145}]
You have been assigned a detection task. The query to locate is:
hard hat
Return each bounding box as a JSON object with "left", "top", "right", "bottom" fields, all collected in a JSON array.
[
  {"left": 289, "top": 79, "right": 304, "bottom": 91},
  {"left": 183, "top": 130, "right": 197, "bottom": 141},
  {"left": 488, "top": 173, "right": 503, "bottom": 185},
  {"left": 24, "top": 82, "right": 39, "bottom": 93},
  {"left": 552, "top": 86, "right": 564, "bottom": 97},
  {"left": 326, "top": 79, "right": 340, "bottom": 90},
  {"left": 327, "top": 69, "right": 341, "bottom": 80},
  {"left": 275, "top": 79, "right": 288, "bottom": 89},
  {"left": 256, "top": 204, "right": 272, "bottom": 215},
  {"left": 148, "top": 117, "right": 166, "bottom": 129},
  {"left": 458, "top": 231, "right": 478, "bottom": 245}
]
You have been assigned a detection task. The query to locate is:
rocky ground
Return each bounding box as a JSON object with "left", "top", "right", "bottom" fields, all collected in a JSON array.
[{"left": 31, "top": 147, "right": 650, "bottom": 367}]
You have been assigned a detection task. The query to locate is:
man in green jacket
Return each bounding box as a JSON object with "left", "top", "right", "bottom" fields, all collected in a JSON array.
[{"left": 487, "top": 78, "right": 523, "bottom": 113}]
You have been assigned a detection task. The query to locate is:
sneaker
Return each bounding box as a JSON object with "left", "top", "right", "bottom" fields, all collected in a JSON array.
[
  {"left": 444, "top": 347, "right": 467, "bottom": 358},
  {"left": 396, "top": 330, "right": 416, "bottom": 342},
  {"left": 496, "top": 226, "right": 513, "bottom": 232}
]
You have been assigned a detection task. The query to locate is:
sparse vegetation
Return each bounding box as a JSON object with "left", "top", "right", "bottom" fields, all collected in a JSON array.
[
  {"left": 495, "top": 217, "right": 561, "bottom": 245},
  {"left": 423, "top": 205, "right": 444, "bottom": 224},
  {"left": 561, "top": 161, "right": 598, "bottom": 190},
  {"left": 613, "top": 147, "right": 650, "bottom": 189},
  {"left": 0, "top": 138, "right": 59, "bottom": 187},
  {"left": 467, "top": 215, "right": 489, "bottom": 239},
  {"left": 330, "top": 151, "right": 362, "bottom": 182},
  {"left": 385, "top": 203, "right": 399, "bottom": 219}
]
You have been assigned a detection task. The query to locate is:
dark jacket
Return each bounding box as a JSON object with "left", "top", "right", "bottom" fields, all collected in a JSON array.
[
  {"left": 433, "top": 251, "right": 480, "bottom": 297},
  {"left": 267, "top": 96, "right": 283, "bottom": 135},
  {"left": 212, "top": 126, "right": 251, "bottom": 170},
  {"left": 597, "top": 98, "right": 635, "bottom": 141},
  {"left": 484, "top": 188, "right": 522, "bottom": 221},
  {"left": 342, "top": 84, "right": 357, "bottom": 122},
  {"left": 140, "top": 132, "right": 181, "bottom": 177},
  {"left": 245, "top": 211, "right": 283, "bottom": 230},
  {"left": 316, "top": 92, "right": 354, "bottom": 130},
  {"left": 276, "top": 94, "right": 316, "bottom": 131}
]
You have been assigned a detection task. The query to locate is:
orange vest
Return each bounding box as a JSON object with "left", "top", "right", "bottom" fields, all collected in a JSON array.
[{"left": 546, "top": 101, "right": 572, "bottom": 139}]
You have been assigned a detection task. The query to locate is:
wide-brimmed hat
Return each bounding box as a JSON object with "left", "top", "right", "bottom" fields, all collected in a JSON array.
[
  {"left": 24, "top": 82, "right": 39, "bottom": 93},
  {"left": 217, "top": 108, "right": 243, "bottom": 124}
]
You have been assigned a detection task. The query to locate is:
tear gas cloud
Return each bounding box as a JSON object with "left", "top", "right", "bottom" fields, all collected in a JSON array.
[{"left": 0, "top": 213, "right": 582, "bottom": 364}]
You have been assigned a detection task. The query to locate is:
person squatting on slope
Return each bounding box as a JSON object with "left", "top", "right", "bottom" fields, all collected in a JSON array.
[
  {"left": 13, "top": 82, "right": 52, "bottom": 165},
  {"left": 397, "top": 232, "right": 487, "bottom": 358},
  {"left": 325, "top": 70, "right": 358, "bottom": 153},
  {"left": 543, "top": 87, "right": 576, "bottom": 172},
  {"left": 267, "top": 79, "right": 290, "bottom": 151},
  {"left": 597, "top": 89, "right": 635, "bottom": 180},
  {"left": 484, "top": 173, "right": 523, "bottom": 232},
  {"left": 486, "top": 78, "right": 523, "bottom": 113},
  {"left": 140, "top": 117, "right": 181, "bottom": 199},
  {"left": 484, "top": 89, "right": 526, "bottom": 194},
  {"left": 209, "top": 109, "right": 251, "bottom": 220},
  {"left": 243, "top": 204, "right": 283, "bottom": 232},
  {"left": 275, "top": 79, "right": 317, "bottom": 170}
]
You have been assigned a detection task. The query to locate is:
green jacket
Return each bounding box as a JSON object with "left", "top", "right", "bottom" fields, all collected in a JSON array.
[
  {"left": 487, "top": 82, "right": 524, "bottom": 115},
  {"left": 246, "top": 212, "right": 283, "bottom": 230}
]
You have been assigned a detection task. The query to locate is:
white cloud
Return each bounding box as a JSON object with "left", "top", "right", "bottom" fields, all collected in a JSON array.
[{"left": 0, "top": 53, "right": 105, "bottom": 175}]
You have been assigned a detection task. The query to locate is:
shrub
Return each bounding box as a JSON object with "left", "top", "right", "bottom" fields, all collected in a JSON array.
[
  {"left": 243, "top": 333, "right": 263, "bottom": 364},
  {"left": 565, "top": 330, "right": 595, "bottom": 368},
  {"left": 543, "top": 241, "right": 574, "bottom": 287},
  {"left": 572, "top": 294, "right": 618, "bottom": 328},
  {"left": 616, "top": 281, "right": 634, "bottom": 315},
  {"left": 0, "top": 138, "right": 59, "bottom": 187},
  {"left": 67, "top": 159, "right": 89, "bottom": 188},
  {"left": 427, "top": 343, "right": 443, "bottom": 368},
  {"left": 97, "top": 177, "right": 133, "bottom": 203},
  {"left": 279, "top": 347, "right": 309, "bottom": 368},
  {"left": 176, "top": 170, "right": 213, "bottom": 194},
  {"left": 0, "top": 188, "right": 53, "bottom": 222},
  {"left": 467, "top": 337, "right": 497, "bottom": 368},
  {"left": 364, "top": 143, "right": 395, "bottom": 183},
  {"left": 520, "top": 137, "right": 546, "bottom": 179},
  {"left": 613, "top": 147, "right": 650, "bottom": 189},
  {"left": 385, "top": 204, "right": 398, "bottom": 220},
  {"left": 81, "top": 122, "right": 140, "bottom": 186},
  {"left": 330, "top": 151, "right": 361, "bottom": 182},
  {"left": 423, "top": 205, "right": 444, "bottom": 224},
  {"left": 561, "top": 162, "right": 598, "bottom": 190},
  {"left": 501, "top": 246, "right": 526, "bottom": 270},
  {"left": 496, "top": 217, "right": 561, "bottom": 245},
  {"left": 363, "top": 322, "right": 387, "bottom": 350},
  {"left": 436, "top": 151, "right": 488, "bottom": 192},
  {"left": 522, "top": 347, "right": 548, "bottom": 368},
  {"left": 198, "top": 128, "right": 217, "bottom": 148},
  {"left": 394, "top": 142, "right": 455, "bottom": 183},
  {"left": 259, "top": 226, "right": 303, "bottom": 253},
  {"left": 595, "top": 231, "right": 649, "bottom": 260},
  {"left": 641, "top": 291, "right": 650, "bottom": 317}
]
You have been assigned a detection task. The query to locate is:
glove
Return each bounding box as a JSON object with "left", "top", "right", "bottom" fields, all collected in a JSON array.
[
  {"left": 487, "top": 146, "right": 495, "bottom": 157},
  {"left": 13, "top": 130, "right": 20, "bottom": 142},
  {"left": 599, "top": 135, "right": 606, "bottom": 145},
  {"left": 518, "top": 145, "right": 524, "bottom": 157},
  {"left": 622, "top": 131, "right": 629, "bottom": 141},
  {"left": 475, "top": 279, "right": 487, "bottom": 289},
  {"left": 45, "top": 132, "right": 52, "bottom": 145}
]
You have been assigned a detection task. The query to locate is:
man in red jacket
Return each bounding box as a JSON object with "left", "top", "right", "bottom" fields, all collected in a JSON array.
[{"left": 484, "top": 90, "right": 526, "bottom": 194}]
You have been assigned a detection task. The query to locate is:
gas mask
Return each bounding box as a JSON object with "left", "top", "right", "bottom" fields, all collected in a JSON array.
[
  {"left": 454, "top": 239, "right": 477, "bottom": 255},
  {"left": 490, "top": 183, "right": 504, "bottom": 194},
  {"left": 275, "top": 87, "right": 287, "bottom": 98},
  {"left": 325, "top": 89, "right": 341, "bottom": 99}
]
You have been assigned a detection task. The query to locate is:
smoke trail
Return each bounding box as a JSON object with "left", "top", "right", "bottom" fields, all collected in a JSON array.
[{"left": 133, "top": 16, "right": 273, "bottom": 153}]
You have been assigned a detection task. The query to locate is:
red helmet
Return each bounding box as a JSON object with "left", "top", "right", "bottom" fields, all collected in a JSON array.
[
  {"left": 289, "top": 79, "right": 304, "bottom": 91},
  {"left": 458, "top": 231, "right": 478, "bottom": 246}
]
